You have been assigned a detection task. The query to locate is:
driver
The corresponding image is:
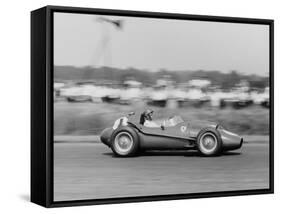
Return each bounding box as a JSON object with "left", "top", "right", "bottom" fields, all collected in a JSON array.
[{"left": 140, "top": 109, "right": 159, "bottom": 127}]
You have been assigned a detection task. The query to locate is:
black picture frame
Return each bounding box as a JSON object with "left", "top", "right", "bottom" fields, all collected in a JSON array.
[{"left": 31, "top": 5, "right": 274, "bottom": 208}]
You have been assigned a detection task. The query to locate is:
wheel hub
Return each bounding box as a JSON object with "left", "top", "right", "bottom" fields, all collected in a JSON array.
[
  {"left": 114, "top": 132, "right": 134, "bottom": 155},
  {"left": 118, "top": 136, "right": 131, "bottom": 149},
  {"left": 199, "top": 132, "right": 218, "bottom": 154}
]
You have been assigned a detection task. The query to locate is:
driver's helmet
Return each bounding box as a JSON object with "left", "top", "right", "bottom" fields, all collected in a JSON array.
[{"left": 144, "top": 109, "right": 153, "bottom": 121}]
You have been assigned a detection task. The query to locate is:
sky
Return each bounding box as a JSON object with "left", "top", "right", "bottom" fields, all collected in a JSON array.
[{"left": 54, "top": 12, "right": 269, "bottom": 76}]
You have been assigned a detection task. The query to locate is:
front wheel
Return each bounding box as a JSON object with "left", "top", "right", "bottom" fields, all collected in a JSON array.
[
  {"left": 111, "top": 129, "right": 139, "bottom": 157},
  {"left": 196, "top": 128, "right": 222, "bottom": 156}
]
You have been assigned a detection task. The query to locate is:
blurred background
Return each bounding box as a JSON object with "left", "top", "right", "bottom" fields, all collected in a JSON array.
[
  {"left": 54, "top": 67, "right": 269, "bottom": 136},
  {"left": 53, "top": 13, "right": 270, "bottom": 136}
]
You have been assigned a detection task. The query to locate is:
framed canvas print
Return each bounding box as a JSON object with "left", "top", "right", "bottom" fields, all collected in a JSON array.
[{"left": 31, "top": 5, "right": 274, "bottom": 207}]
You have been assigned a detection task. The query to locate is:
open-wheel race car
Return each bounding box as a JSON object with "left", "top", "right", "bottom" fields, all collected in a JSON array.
[{"left": 100, "top": 110, "right": 243, "bottom": 157}]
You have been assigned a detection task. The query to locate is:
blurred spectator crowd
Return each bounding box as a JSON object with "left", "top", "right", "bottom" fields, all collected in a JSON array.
[{"left": 54, "top": 77, "right": 269, "bottom": 109}]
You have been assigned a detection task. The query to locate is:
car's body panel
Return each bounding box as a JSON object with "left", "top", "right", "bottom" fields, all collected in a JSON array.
[
  {"left": 126, "top": 113, "right": 217, "bottom": 139},
  {"left": 138, "top": 123, "right": 192, "bottom": 140},
  {"left": 187, "top": 120, "right": 217, "bottom": 138},
  {"left": 219, "top": 129, "right": 243, "bottom": 150},
  {"left": 100, "top": 112, "right": 243, "bottom": 153},
  {"left": 138, "top": 132, "right": 193, "bottom": 149},
  {"left": 100, "top": 127, "right": 113, "bottom": 147}
]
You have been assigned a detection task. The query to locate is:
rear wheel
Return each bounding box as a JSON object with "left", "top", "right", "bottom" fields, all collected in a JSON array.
[
  {"left": 111, "top": 129, "right": 139, "bottom": 157},
  {"left": 196, "top": 128, "right": 222, "bottom": 156}
]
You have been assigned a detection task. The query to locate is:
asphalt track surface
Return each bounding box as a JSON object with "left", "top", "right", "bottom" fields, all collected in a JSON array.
[{"left": 54, "top": 140, "right": 269, "bottom": 201}]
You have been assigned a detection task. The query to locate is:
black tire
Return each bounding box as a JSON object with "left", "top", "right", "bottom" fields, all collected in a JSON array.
[
  {"left": 111, "top": 127, "right": 139, "bottom": 157},
  {"left": 196, "top": 127, "right": 222, "bottom": 156}
]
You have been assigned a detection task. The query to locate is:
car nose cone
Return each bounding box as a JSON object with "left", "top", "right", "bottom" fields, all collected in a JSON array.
[{"left": 100, "top": 128, "right": 113, "bottom": 146}]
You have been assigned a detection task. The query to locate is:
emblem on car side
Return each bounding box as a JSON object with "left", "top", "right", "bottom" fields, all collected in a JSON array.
[{"left": 181, "top": 126, "right": 187, "bottom": 132}]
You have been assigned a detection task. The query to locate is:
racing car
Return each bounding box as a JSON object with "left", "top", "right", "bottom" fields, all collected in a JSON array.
[{"left": 100, "top": 110, "right": 243, "bottom": 157}]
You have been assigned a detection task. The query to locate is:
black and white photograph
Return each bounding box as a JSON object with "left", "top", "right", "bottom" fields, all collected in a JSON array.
[{"left": 53, "top": 11, "right": 271, "bottom": 202}]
